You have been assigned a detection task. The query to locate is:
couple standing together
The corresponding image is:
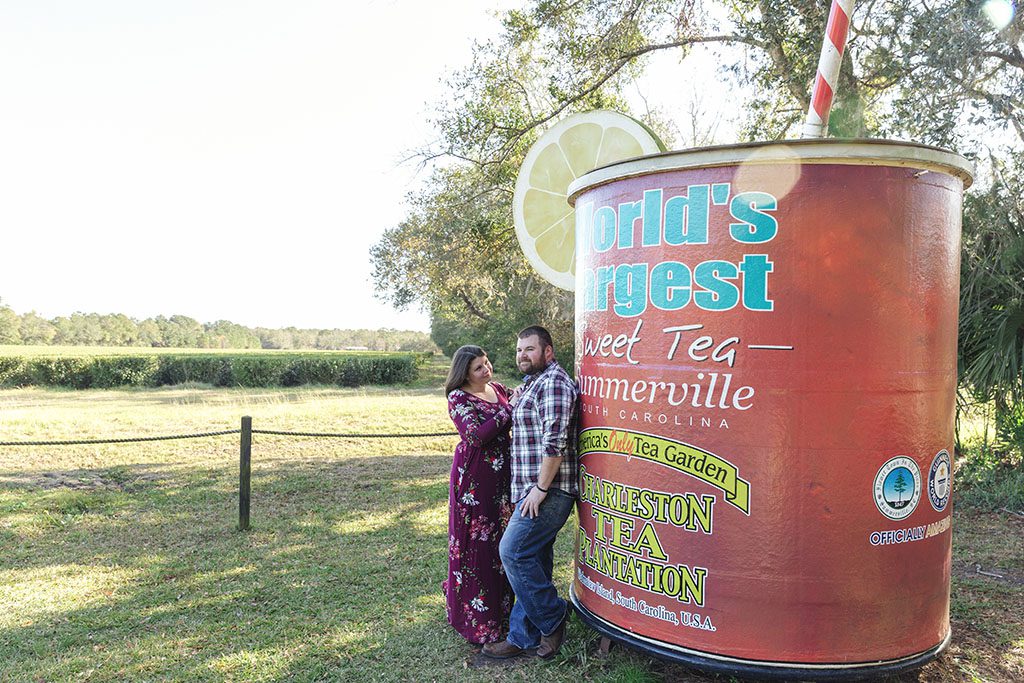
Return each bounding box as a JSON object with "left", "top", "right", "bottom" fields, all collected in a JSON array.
[{"left": 443, "top": 325, "right": 578, "bottom": 660}]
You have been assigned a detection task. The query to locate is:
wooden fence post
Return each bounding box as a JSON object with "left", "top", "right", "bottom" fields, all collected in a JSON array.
[{"left": 239, "top": 415, "right": 252, "bottom": 531}]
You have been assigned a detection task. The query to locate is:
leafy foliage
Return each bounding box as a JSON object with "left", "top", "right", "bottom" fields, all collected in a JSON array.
[
  {"left": 0, "top": 356, "right": 25, "bottom": 385},
  {"left": 0, "top": 303, "right": 437, "bottom": 353},
  {"left": 151, "top": 356, "right": 234, "bottom": 387},
  {"left": 960, "top": 159, "right": 1024, "bottom": 405},
  {"left": 372, "top": 0, "right": 1024, "bottom": 457},
  {"left": 0, "top": 352, "right": 420, "bottom": 389},
  {"left": 89, "top": 356, "right": 161, "bottom": 389},
  {"left": 26, "top": 358, "right": 95, "bottom": 388},
  {"left": 954, "top": 435, "right": 1024, "bottom": 510},
  {"left": 372, "top": 166, "right": 574, "bottom": 372},
  {"left": 369, "top": 0, "right": 857, "bottom": 359},
  {"left": 959, "top": 155, "right": 1024, "bottom": 458},
  {"left": 0, "top": 305, "right": 19, "bottom": 345}
]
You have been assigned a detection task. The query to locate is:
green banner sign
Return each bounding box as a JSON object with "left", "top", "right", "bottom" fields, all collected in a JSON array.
[{"left": 578, "top": 427, "right": 751, "bottom": 514}]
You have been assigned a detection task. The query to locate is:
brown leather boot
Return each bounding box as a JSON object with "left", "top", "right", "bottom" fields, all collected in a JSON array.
[
  {"left": 481, "top": 640, "right": 529, "bottom": 659},
  {"left": 537, "top": 613, "right": 569, "bottom": 659}
]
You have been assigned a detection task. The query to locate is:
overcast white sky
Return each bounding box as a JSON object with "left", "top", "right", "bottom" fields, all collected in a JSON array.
[{"left": 0, "top": 1, "right": 734, "bottom": 332}]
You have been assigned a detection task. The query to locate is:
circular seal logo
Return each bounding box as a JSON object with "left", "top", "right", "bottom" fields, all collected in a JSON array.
[
  {"left": 874, "top": 456, "right": 922, "bottom": 520},
  {"left": 928, "top": 450, "right": 951, "bottom": 511}
]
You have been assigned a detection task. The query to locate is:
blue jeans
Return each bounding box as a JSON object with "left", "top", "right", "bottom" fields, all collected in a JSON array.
[{"left": 499, "top": 488, "right": 575, "bottom": 649}]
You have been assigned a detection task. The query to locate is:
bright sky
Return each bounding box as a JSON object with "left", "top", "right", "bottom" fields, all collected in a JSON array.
[
  {"left": 0, "top": 0, "right": 528, "bottom": 332},
  {"left": 0, "top": 1, "right": 734, "bottom": 333}
]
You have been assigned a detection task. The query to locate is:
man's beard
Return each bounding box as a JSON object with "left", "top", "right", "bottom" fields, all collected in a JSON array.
[{"left": 518, "top": 358, "right": 547, "bottom": 375}]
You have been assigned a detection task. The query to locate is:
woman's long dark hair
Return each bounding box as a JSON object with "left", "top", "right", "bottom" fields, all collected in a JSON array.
[{"left": 444, "top": 345, "right": 486, "bottom": 397}]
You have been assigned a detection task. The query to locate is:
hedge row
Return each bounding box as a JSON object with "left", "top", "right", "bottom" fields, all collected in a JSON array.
[{"left": 0, "top": 353, "right": 421, "bottom": 389}]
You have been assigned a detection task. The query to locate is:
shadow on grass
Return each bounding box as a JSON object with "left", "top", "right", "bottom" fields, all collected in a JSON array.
[{"left": 0, "top": 462, "right": 168, "bottom": 492}]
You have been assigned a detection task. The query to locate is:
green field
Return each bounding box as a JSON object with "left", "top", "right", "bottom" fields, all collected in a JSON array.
[{"left": 0, "top": 386, "right": 1021, "bottom": 682}]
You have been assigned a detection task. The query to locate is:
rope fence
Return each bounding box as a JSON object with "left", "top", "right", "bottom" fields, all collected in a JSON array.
[
  {"left": 0, "top": 430, "right": 242, "bottom": 447},
  {"left": 251, "top": 429, "right": 458, "bottom": 438},
  {"left": 0, "top": 416, "right": 459, "bottom": 531}
]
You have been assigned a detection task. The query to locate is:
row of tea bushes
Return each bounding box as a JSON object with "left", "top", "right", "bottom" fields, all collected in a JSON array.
[{"left": 0, "top": 352, "right": 421, "bottom": 389}]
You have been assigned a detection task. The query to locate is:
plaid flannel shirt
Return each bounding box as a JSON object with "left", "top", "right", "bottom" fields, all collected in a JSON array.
[{"left": 510, "top": 361, "right": 579, "bottom": 503}]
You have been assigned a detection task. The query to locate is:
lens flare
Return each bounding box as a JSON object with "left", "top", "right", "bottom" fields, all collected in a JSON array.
[
  {"left": 734, "top": 145, "right": 802, "bottom": 202},
  {"left": 982, "top": 0, "right": 1015, "bottom": 30}
]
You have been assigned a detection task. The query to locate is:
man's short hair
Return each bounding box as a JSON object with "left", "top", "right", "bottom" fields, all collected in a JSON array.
[{"left": 518, "top": 325, "right": 554, "bottom": 350}]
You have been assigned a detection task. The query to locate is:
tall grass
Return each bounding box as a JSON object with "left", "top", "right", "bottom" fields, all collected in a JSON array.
[{"left": 956, "top": 400, "right": 1024, "bottom": 510}]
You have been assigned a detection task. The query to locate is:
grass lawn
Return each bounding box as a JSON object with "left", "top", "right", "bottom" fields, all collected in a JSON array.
[{"left": 0, "top": 385, "right": 1021, "bottom": 682}]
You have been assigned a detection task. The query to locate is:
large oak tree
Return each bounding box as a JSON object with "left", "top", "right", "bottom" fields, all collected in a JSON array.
[{"left": 372, "top": 0, "right": 1024, "bottom": 447}]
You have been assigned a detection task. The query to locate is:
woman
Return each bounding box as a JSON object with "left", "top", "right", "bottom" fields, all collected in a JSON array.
[{"left": 443, "top": 345, "right": 514, "bottom": 645}]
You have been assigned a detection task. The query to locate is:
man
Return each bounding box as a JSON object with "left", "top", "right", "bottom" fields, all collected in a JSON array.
[{"left": 482, "top": 325, "right": 579, "bottom": 660}]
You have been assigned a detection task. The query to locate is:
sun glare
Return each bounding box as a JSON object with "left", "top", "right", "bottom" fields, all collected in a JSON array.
[{"left": 982, "top": 0, "right": 1016, "bottom": 30}]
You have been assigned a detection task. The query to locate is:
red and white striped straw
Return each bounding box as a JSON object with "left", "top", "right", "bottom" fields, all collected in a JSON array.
[{"left": 801, "top": 0, "right": 856, "bottom": 138}]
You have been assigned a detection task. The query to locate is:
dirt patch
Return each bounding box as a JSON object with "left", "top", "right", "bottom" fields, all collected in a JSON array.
[
  {"left": 927, "top": 617, "right": 1024, "bottom": 682},
  {"left": 954, "top": 559, "right": 1024, "bottom": 587},
  {"left": 0, "top": 466, "right": 163, "bottom": 492}
]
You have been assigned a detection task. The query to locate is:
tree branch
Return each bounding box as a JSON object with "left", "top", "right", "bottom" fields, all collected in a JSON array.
[
  {"left": 491, "top": 34, "right": 764, "bottom": 162},
  {"left": 458, "top": 290, "right": 494, "bottom": 322},
  {"left": 980, "top": 50, "right": 1024, "bottom": 71}
]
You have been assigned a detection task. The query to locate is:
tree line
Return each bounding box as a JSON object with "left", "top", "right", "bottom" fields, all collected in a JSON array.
[{"left": 0, "top": 302, "right": 437, "bottom": 353}]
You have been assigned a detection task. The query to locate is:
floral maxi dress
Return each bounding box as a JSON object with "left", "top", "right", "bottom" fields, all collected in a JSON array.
[{"left": 444, "top": 383, "right": 513, "bottom": 644}]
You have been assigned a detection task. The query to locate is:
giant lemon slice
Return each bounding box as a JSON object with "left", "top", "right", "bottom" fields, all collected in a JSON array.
[{"left": 513, "top": 110, "right": 666, "bottom": 291}]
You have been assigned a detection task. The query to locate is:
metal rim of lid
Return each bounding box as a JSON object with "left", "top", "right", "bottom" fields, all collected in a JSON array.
[{"left": 566, "top": 138, "right": 975, "bottom": 206}]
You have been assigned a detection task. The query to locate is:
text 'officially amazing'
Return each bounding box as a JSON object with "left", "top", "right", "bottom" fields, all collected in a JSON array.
[{"left": 577, "top": 183, "right": 777, "bottom": 318}]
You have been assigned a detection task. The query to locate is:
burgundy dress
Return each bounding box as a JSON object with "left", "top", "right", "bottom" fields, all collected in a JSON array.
[{"left": 443, "top": 382, "right": 514, "bottom": 644}]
